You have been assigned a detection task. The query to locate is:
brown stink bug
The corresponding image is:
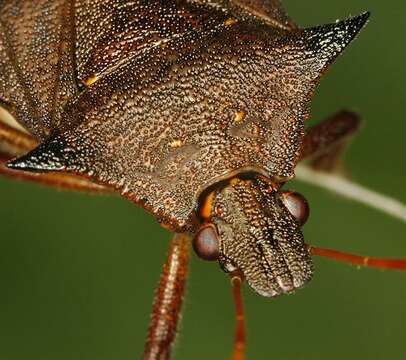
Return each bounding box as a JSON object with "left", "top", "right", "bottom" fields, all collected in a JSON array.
[{"left": 0, "top": 1, "right": 405, "bottom": 359}]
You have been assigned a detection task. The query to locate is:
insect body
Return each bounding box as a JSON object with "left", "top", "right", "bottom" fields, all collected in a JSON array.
[
  {"left": 0, "top": 1, "right": 404, "bottom": 359},
  {"left": 0, "top": 0, "right": 367, "bottom": 293}
]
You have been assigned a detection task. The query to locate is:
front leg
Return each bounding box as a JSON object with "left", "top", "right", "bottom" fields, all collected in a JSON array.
[
  {"left": 143, "top": 233, "right": 191, "bottom": 360},
  {"left": 300, "top": 110, "right": 361, "bottom": 172}
]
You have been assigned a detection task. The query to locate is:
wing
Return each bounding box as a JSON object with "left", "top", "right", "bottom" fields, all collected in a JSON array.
[
  {"left": 73, "top": 0, "right": 296, "bottom": 85},
  {"left": 229, "top": 0, "right": 296, "bottom": 29},
  {"left": 0, "top": 0, "right": 78, "bottom": 140},
  {"left": 188, "top": 0, "right": 296, "bottom": 29}
]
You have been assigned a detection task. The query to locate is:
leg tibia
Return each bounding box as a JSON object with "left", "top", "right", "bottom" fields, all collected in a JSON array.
[
  {"left": 301, "top": 110, "right": 361, "bottom": 172},
  {"left": 143, "top": 233, "right": 191, "bottom": 360}
]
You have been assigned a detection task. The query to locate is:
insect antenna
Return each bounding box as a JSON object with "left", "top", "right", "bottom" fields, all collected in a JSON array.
[
  {"left": 310, "top": 246, "right": 406, "bottom": 270},
  {"left": 230, "top": 271, "right": 246, "bottom": 360}
]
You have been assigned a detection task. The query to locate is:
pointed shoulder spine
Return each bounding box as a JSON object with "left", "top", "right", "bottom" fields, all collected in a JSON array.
[
  {"left": 7, "top": 137, "right": 71, "bottom": 172},
  {"left": 302, "top": 12, "right": 371, "bottom": 64}
]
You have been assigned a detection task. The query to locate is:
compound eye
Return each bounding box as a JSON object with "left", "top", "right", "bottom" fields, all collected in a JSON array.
[
  {"left": 280, "top": 191, "right": 310, "bottom": 226},
  {"left": 193, "top": 224, "right": 220, "bottom": 261}
]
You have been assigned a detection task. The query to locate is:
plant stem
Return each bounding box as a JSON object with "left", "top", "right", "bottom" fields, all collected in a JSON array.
[{"left": 295, "top": 164, "right": 406, "bottom": 223}]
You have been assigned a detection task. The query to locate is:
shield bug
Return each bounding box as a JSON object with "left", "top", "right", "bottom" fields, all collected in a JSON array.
[{"left": 0, "top": 1, "right": 405, "bottom": 359}]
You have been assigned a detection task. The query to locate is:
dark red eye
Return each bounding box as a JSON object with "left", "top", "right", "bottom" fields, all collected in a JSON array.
[
  {"left": 193, "top": 225, "right": 220, "bottom": 261},
  {"left": 214, "top": 203, "right": 225, "bottom": 217},
  {"left": 280, "top": 191, "right": 310, "bottom": 225}
]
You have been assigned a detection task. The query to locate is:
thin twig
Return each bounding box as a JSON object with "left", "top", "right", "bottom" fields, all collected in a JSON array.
[{"left": 295, "top": 164, "right": 406, "bottom": 223}]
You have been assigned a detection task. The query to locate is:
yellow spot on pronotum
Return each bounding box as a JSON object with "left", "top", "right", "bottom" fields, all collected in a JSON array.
[
  {"left": 82, "top": 74, "right": 99, "bottom": 86},
  {"left": 234, "top": 111, "right": 246, "bottom": 123},
  {"left": 200, "top": 191, "right": 215, "bottom": 219},
  {"left": 363, "top": 256, "right": 370, "bottom": 266},
  {"left": 224, "top": 17, "right": 238, "bottom": 27},
  {"left": 229, "top": 178, "right": 240, "bottom": 186},
  {"left": 170, "top": 139, "right": 183, "bottom": 148}
]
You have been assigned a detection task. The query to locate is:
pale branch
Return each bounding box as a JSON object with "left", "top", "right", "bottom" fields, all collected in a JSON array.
[{"left": 295, "top": 164, "right": 406, "bottom": 223}]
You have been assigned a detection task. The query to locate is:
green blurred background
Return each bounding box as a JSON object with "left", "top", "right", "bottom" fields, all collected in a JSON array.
[{"left": 1, "top": 1, "right": 405, "bottom": 359}]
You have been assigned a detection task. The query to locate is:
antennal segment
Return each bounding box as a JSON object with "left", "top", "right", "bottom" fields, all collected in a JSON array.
[
  {"left": 310, "top": 246, "right": 406, "bottom": 270},
  {"left": 230, "top": 272, "right": 246, "bottom": 360}
]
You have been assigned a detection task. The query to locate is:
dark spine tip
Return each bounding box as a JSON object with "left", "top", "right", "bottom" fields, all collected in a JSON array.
[
  {"left": 358, "top": 11, "right": 371, "bottom": 24},
  {"left": 7, "top": 138, "right": 70, "bottom": 172},
  {"left": 303, "top": 11, "right": 371, "bottom": 65},
  {"left": 341, "top": 11, "right": 371, "bottom": 41},
  {"left": 7, "top": 157, "right": 32, "bottom": 171}
]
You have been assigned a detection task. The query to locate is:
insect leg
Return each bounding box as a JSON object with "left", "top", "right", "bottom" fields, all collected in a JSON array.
[
  {"left": 0, "top": 119, "right": 38, "bottom": 156},
  {"left": 310, "top": 246, "right": 406, "bottom": 270},
  {"left": 230, "top": 273, "right": 246, "bottom": 360},
  {"left": 0, "top": 121, "right": 110, "bottom": 193},
  {"left": 143, "top": 233, "right": 191, "bottom": 360},
  {"left": 300, "top": 110, "right": 361, "bottom": 172}
]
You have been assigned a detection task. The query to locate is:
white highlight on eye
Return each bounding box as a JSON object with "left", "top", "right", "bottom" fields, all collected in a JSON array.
[{"left": 295, "top": 164, "right": 406, "bottom": 223}]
